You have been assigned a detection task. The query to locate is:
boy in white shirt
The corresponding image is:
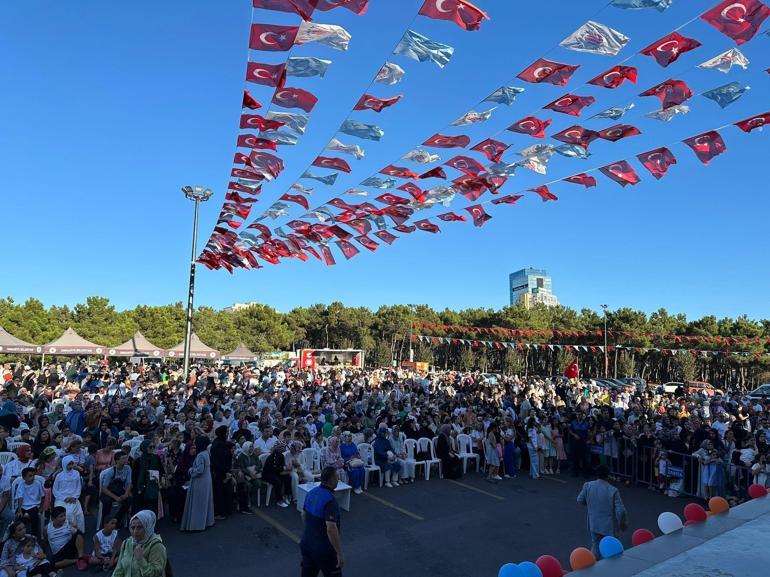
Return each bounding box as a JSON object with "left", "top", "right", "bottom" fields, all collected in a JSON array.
[{"left": 12, "top": 467, "right": 45, "bottom": 538}]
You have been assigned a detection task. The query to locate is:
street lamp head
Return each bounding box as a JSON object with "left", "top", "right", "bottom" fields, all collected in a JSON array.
[
  {"left": 600, "top": 304, "right": 608, "bottom": 311},
  {"left": 182, "top": 185, "right": 213, "bottom": 202}
]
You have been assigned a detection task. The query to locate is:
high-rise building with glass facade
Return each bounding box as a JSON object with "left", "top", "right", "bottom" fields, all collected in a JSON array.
[{"left": 509, "top": 268, "right": 559, "bottom": 308}]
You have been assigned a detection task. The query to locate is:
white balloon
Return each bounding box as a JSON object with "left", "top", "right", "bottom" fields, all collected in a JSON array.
[{"left": 657, "top": 512, "right": 683, "bottom": 534}]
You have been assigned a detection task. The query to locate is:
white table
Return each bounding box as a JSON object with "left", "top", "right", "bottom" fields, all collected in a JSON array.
[{"left": 296, "top": 481, "right": 352, "bottom": 513}]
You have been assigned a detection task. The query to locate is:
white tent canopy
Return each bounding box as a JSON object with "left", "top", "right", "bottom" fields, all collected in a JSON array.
[
  {"left": 223, "top": 342, "right": 259, "bottom": 362},
  {"left": 167, "top": 332, "right": 220, "bottom": 360}
]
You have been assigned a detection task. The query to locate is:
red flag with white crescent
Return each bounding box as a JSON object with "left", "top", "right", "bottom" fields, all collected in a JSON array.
[
  {"left": 543, "top": 94, "right": 595, "bottom": 116},
  {"left": 313, "top": 156, "right": 352, "bottom": 172},
  {"left": 471, "top": 138, "right": 509, "bottom": 162},
  {"left": 272, "top": 87, "right": 318, "bottom": 112},
  {"left": 229, "top": 181, "right": 261, "bottom": 194},
  {"left": 464, "top": 204, "right": 492, "bottom": 227},
  {"left": 700, "top": 0, "right": 770, "bottom": 45},
  {"left": 640, "top": 31, "right": 702, "bottom": 68},
  {"left": 354, "top": 93, "right": 403, "bottom": 112},
  {"left": 346, "top": 219, "right": 372, "bottom": 235},
  {"left": 336, "top": 239, "right": 360, "bottom": 259},
  {"left": 375, "top": 193, "right": 411, "bottom": 205},
  {"left": 491, "top": 194, "right": 523, "bottom": 205},
  {"left": 418, "top": 0, "right": 489, "bottom": 31},
  {"left": 419, "top": 166, "right": 447, "bottom": 180},
  {"left": 397, "top": 182, "right": 425, "bottom": 202},
  {"left": 240, "top": 114, "right": 285, "bottom": 131},
  {"left": 242, "top": 90, "right": 262, "bottom": 110},
  {"left": 597, "top": 124, "right": 641, "bottom": 142},
  {"left": 320, "top": 245, "right": 336, "bottom": 266},
  {"left": 279, "top": 193, "right": 310, "bottom": 210},
  {"left": 249, "top": 24, "right": 299, "bottom": 51},
  {"left": 639, "top": 79, "right": 693, "bottom": 109},
  {"left": 530, "top": 185, "right": 558, "bottom": 202},
  {"left": 316, "top": 0, "right": 369, "bottom": 14},
  {"left": 373, "top": 230, "right": 398, "bottom": 244},
  {"left": 563, "top": 173, "right": 597, "bottom": 188},
  {"left": 599, "top": 160, "right": 641, "bottom": 187},
  {"left": 587, "top": 65, "right": 637, "bottom": 89},
  {"left": 423, "top": 133, "right": 470, "bottom": 148},
  {"left": 355, "top": 235, "right": 379, "bottom": 251},
  {"left": 237, "top": 134, "right": 278, "bottom": 150},
  {"left": 249, "top": 151, "right": 285, "bottom": 179},
  {"left": 683, "top": 131, "right": 727, "bottom": 165},
  {"left": 517, "top": 57, "right": 579, "bottom": 85},
  {"left": 445, "top": 155, "right": 485, "bottom": 176},
  {"left": 452, "top": 175, "right": 487, "bottom": 201},
  {"left": 394, "top": 224, "right": 416, "bottom": 234},
  {"left": 246, "top": 62, "right": 287, "bottom": 87},
  {"left": 225, "top": 191, "right": 258, "bottom": 204},
  {"left": 636, "top": 147, "right": 677, "bottom": 180},
  {"left": 734, "top": 112, "right": 770, "bottom": 132},
  {"left": 552, "top": 125, "right": 600, "bottom": 149},
  {"left": 380, "top": 165, "right": 420, "bottom": 179},
  {"left": 437, "top": 212, "right": 467, "bottom": 222},
  {"left": 507, "top": 116, "right": 551, "bottom": 138},
  {"left": 252, "top": 0, "right": 317, "bottom": 20},
  {"left": 414, "top": 219, "right": 440, "bottom": 233}
]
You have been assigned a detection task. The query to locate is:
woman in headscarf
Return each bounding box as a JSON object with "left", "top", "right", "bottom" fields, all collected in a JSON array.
[
  {"left": 180, "top": 436, "right": 215, "bottom": 531},
  {"left": 112, "top": 510, "right": 167, "bottom": 577},
  {"left": 339, "top": 432, "right": 365, "bottom": 494},
  {"left": 3, "top": 445, "right": 36, "bottom": 484},
  {"left": 321, "top": 435, "right": 347, "bottom": 484},
  {"left": 234, "top": 441, "right": 261, "bottom": 513},
  {"left": 134, "top": 440, "right": 164, "bottom": 516},
  {"left": 52, "top": 454, "right": 85, "bottom": 533},
  {"left": 373, "top": 425, "right": 402, "bottom": 487},
  {"left": 64, "top": 400, "right": 85, "bottom": 436},
  {"left": 32, "top": 428, "right": 54, "bottom": 459},
  {"left": 0, "top": 520, "right": 46, "bottom": 576},
  {"left": 209, "top": 424, "right": 234, "bottom": 518},
  {"left": 286, "top": 440, "right": 312, "bottom": 502},
  {"left": 169, "top": 441, "right": 195, "bottom": 524},
  {"left": 390, "top": 424, "right": 415, "bottom": 483},
  {"left": 436, "top": 424, "right": 463, "bottom": 479},
  {"left": 261, "top": 442, "right": 292, "bottom": 507}
]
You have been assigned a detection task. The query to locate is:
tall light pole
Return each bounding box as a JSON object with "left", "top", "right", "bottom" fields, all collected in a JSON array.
[
  {"left": 601, "top": 304, "right": 609, "bottom": 378},
  {"left": 181, "top": 185, "right": 213, "bottom": 380}
]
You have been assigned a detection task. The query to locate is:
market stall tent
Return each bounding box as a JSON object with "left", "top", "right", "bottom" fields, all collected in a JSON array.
[
  {"left": 0, "top": 326, "right": 42, "bottom": 354},
  {"left": 108, "top": 331, "right": 166, "bottom": 358},
  {"left": 166, "top": 332, "right": 220, "bottom": 360},
  {"left": 222, "top": 342, "right": 259, "bottom": 362},
  {"left": 43, "top": 328, "right": 107, "bottom": 356}
]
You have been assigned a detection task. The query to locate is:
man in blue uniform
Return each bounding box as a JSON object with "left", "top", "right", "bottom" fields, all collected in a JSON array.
[{"left": 300, "top": 467, "right": 344, "bottom": 577}]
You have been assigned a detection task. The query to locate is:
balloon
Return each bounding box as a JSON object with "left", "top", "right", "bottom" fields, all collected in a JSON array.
[
  {"left": 631, "top": 528, "right": 655, "bottom": 546},
  {"left": 599, "top": 536, "right": 624, "bottom": 559},
  {"left": 708, "top": 496, "right": 729, "bottom": 514},
  {"left": 683, "top": 503, "right": 707, "bottom": 523},
  {"left": 569, "top": 547, "right": 596, "bottom": 571},
  {"left": 535, "top": 555, "right": 565, "bottom": 577},
  {"left": 657, "top": 511, "right": 683, "bottom": 534},
  {"left": 748, "top": 484, "right": 768, "bottom": 499},
  {"left": 499, "top": 563, "right": 523, "bottom": 577},
  {"left": 684, "top": 519, "right": 697, "bottom": 526},
  {"left": 518, "top": 561, "right": 543, "bottom": 577},
  {"left": 706, "top": 511, "right": 714, "bottom": 516}
]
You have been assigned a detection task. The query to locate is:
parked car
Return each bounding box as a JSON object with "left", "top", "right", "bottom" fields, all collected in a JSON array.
[
  {"left": 620, "top": 377, "right": 647, "bottom": 390},
  {"left": 748, "top": 384, "right": 770, "bottom": 400},
  {"left": 661, "top": 381, "right": 685, "bottom": 394}
]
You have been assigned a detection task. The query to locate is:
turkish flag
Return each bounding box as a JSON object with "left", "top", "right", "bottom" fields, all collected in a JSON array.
[
  {"left": 218, "top": 217, "right": 242, "bottom": 230},
  {"left": 249, "top": 24, "right": 299, "bottom": 51},
  {"left": 335, "top": 239, "right": 360, "bottom": 259},
  {"left": 382, "top": 205, "right": 413, "bottom": 225},
  {"left": 517, "top": 58, "right": 579, "bottom": 85},
  {"left": 394, "top": 224, "right": 417, "bottom": 233},
  {"left": 637, "top": 147, "right": 677, "bottom": 180},
  {"left": 313, "top": 156, "right": 352, "bottom": 172},
  {"left": 252, "top": 0, "right": 317, "bottom": 20},
  {"left": 242, "top": 90, "right": 262, "bottom": 110},
  {"left": 597, "top": 124, "right": 641, "bottom": 142},
  {"left": 452, "top": 175, "right": 487, "bottom": 201},
  {"left": 735, "top": 112, "right": 770, "bottom": 132},
  {"left": 543, "top": 94, "right": 595, "bottom": 116},
  {"left": 530, "top": 185, "right": 558, "bottom": 202},
  {"left": 246, "top": 222, "right": 273, "bottom": 237},
  {"left": 272, "top": 87, "right": 318, "bottom": 112},
  {"left": 246, "top": 62, "right": 286, "bottom": 87},
  {"left": 237, "top": 134, "right": 278, "bottom": 150},
  {"left": 375, "top": 193, "right": 410, "bottom": 206},
  {"left": 415, "top": 219, "right": 440, "bottom": 233},
  {"left": 316, "top": 0, "right": 369, "bottom": 14},
  {"left": 380, "top": 165, "right": 420, "bottom": 179},
  {"left": 640, "top": 31, "right": 702, "bottom": 67},
  {"left": 240, "top": 114, "right": 284, "bottom": 131},
  {"left": 563, "top": 173, "right": 597, "bottom": 188},
  {"left": 507, "top": 116, "right": 551, "bottom": 138},
  {"left": 347, "top": 219, "right": 372, "bottom": 235},
  {"left": 327, "top": 198, "right": 357, "bottom": 212},
  {"left": 397, "top": 182, "right": 425, "bottom": 203},
  {"left": 374, "top": 230, "right": 398, "bottom": 244},
  {"left": 231, "top": 168, "right": 264, "bottom": 181},
  {"left": 701, "top": 0, "right": 770, "bottom": 45},
  {"left": 233, "top": 152, "right": 251, "bottom": 165},
  {"left": 423, "top": 133, "right": 470, "bottom": 148},
  {"left": 229, "top": 181, "right": 261, "bottom": 194},
  {"left": 279, "top": 193, "right": 309, "bottom": 210},
  {"left": 639, "top": 79, "right": 693, "bottom": 109},
  {"left": 225, "top": 191, "right": 258, "bottom": 204},
  {"left": 464, "top": 204, "right": 492, "bottom": 227},
  {"left": 564, "top": 361, "right": 579, "bottom": 380},
  {"left": 249, "top": 151, "right": 285, "bottom": 179},
  {"left": 354, "top": 93, "right": 403, "bottom": 112},
  {"left": 491, "top": 194, "right": 523, "bottom": 205},
  {"left": 419, "top": 166, "right": 447, "bottom": 179},
  {"left": 355, "top": 235, "right": 379, "bottom": 251},
  {"left": 683, "top": 131, "right": 727, "bottom": 165},
  {"left": 324, "top": 224, "right": 351, "bottom": 240},
  {"left": 587, "top": 65, "right": 637, "bottom": 89},
  {"left": 471, "top": 138, "right": 509, "bottom": 162},
  {"left": 445, "top": 155, "right": 485, "bottom": 176},
  {"left": 599, "top": 160, "right": 641, "bottom": 187},
  {"left": 552, "top": 125, "right": 600, "bottom": 149},
  {"left": 437, "top": 212, "right": 467, "bottom": 222},
  {"left": 418, "top": 0, "right": 488, "bottom": 31},
  {"left": 318, "top": 245, "right": 335, "bottom": 266}
]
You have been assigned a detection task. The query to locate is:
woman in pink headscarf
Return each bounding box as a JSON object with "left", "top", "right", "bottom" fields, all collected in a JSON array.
[{"left": 321, "top": 436, "right": 347, "bottom": 484}]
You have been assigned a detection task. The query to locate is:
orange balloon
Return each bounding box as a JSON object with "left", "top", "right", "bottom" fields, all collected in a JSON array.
[
  {"left": 706, "top": 511, "right": 714, "bottom": 516},
  {"left": 570, "top": 547, "right": 596, "bottom": 571},
  {"left": 708, "top": 496, "right": 729, "bottom": 514}
]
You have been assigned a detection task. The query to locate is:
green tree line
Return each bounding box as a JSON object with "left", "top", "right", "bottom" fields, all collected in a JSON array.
[{"left": 1, "top": 296, "right": 769, "bottom": 388}]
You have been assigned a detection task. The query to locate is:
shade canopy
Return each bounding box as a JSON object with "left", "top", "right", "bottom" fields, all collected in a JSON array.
[
  {"left": 43, "top": 328, "right": 107, "bottom": 355},
  {"left": 0, "top": 326, "right": 42, "bottom": 354},
  {"left": 108, "top": 331, "right": 166, "bottom": 358},
  {"left": 223, "top": 342, "right": 259, "bottom": 362},
  {"left": 167, "top": 332, "right": 220, "bottom": 359}
]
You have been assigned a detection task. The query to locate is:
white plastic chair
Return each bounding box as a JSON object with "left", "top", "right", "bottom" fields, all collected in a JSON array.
[
  {"left": 418, "top": 437, "right": 441, "bottom": 481},
  {"left": 300, "top": 448, "right": 322, "bottom": 481},
  {"left": 430, "top": 437, "right": 444, "bottom": 479},
  {"left": 357, "top": 443, "right": 381, "bottom": 490},
  {"left": 457, "top": 434, "right": 480, "bottom": 473},
  {"left": 0, "top": 452, "right": 17, "bottom": 467},
  {"left": 404, "top": 439, "right": 426, "bottom": 480}
]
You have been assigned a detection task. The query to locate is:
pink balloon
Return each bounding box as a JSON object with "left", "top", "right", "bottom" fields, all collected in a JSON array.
[{"left": 632, "top": 528, "right": 655, "bottom": 546}]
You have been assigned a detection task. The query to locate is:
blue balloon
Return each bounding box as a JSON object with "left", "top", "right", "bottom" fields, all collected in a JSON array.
[
  {"left": 498, "top": 563, "right": 523, "bottom": 577},
  {"left": 599, "top": 536, "right": 624, "bottom": 559},
  {"left": 518, "top": 561, "right": 543, "bottom": 577}
]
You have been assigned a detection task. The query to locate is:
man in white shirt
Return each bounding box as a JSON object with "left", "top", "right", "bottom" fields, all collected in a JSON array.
[
  {"left": 254, "top": 426, "right": 277, "bottom": 455},
  {"left": 712, "top": 413, "right": 728, "bottom": 439}
]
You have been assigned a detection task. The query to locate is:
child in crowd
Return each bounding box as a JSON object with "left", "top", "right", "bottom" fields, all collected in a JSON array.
[
  {"left": 89, "top": 516, "right": 121, "bottom": 572},
  {"left": 13, "top": 536, "right": 57, "bottom": 577},
  {"left": 11, "top": 467, "right": 45, "bottom": 538}
]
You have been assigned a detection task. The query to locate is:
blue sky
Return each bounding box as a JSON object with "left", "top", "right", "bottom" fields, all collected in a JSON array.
[{"left": 1, "top": 0, "right": 768, "bottom": 319}]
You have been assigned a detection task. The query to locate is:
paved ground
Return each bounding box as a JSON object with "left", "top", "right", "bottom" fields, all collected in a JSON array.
[{"left": 87, "top": 471, "right": 696, "bottom": 577}]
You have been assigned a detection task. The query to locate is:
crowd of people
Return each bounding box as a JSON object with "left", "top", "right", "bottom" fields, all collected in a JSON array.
[{"left": 0, "top": 357, "right": 768, "bottom": 574}]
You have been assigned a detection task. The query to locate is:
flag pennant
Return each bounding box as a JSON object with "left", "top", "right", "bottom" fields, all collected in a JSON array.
[
  {"left": 397, "top": 182, "right": 425, "bottom": 202},
  {"left": 355, "top": 235, "right": 379, "bottom": 251},
  {"left": 266, "top": 111, "right": 309, "bottom": 134},
  {"left": 419, "top": 166, "right": 447, "bottom": 180},
  {"left": 445, "top": 155, "right": 485, "bottom": 176},
  {"left": 402, "top": 149, "right": 440, "bottom": 163},
  {"left": 451, "top": 108, "right": 495, "bottom": 126},
  {"left": 296, "top": 21, "right": 352, "bottom": 51},
  {"left": 375, "top": 62, "right": 406, "bottom": 85},
  {"left": 242, "top": 90, "right": 262, "bottom": 110},
  {"left": 610, "top": 0, "right": 672, "bottom": 10},
  {"left": 599, "top": 160, "right": 641, "bottom": 186},
  {"left": 414, "top": 219, "right": 441, "bottom": 233},
  {"left": 394, "top": 29, "right": 455, "bottom": 68},
  {"left": 237, "top": 134, "right": 278, "bottom": 150},
  {"left": 645, "top": 104, "right": 690, "bottom": 122},
  {"left": 636, "top": 147, "right": 677, "bottom": 179},
  {"left": 374, "top": 230, "right": 398, "bottom": 244},
  {"left": 327, "top": 138, "right": 365, "bottom": 159},
  {"left": 375, "top": 193, "right": 411, "bottom": 205},
  {"left": 484, "top": 86, "right": 525, "bottom": 105},
  {"left": 507, "top": 116, "right": 551, "bottom": 138},
  {"left": 252, "top": 0, "right": 316, "bottom": 20},
  {"left": 564, "top": 173, "right": 597, "bottom": 188},
  {"left": 301, "top": 170, "right": 338, "bottom": 185},
  {"left": 437, "top": 212, "right": 467, "bottom": 222},
  {"left": 640, "top": 31, "right": 702, "bottom": 67},
  {"left": 291, "top": 183, "right": 314, "bottom": 194},
  {"left": 339, "top": 119, "right": 385, "bottom": 141},
  {"left": 286, "top": 56, "right": 332, "bottom": 78},
  {"left": 279, "top": 193, "right": 310, "bottom": 210},
  {"left": 240, "top": 114, "right": 284, "bottom": 131},
  {"left": 597, "top": 124, "right": 641, "bottom": 142},
  {"left": 697, "top": 48, "right": 750, "bottom": 73},
  {"left": 530, "top": 185, "right": 558, "bottom": 202},
  {"left": 320, "top": 245, "right": 336, "bottom": 266},
  {"left": 639, "top": 79, "right": 693, "bottom": 109},
  {"left": 517, "top": 58, "right": 579, "bottom": 85},
  {"left": 465, "top": 204, "right": 492, "bottom": 227},
  {"left": 555, "top": 144, "right": 591, "bottom": 159},
  {"left": 225, "top": 191, "right": 258, "bottom": 204},
  {"left": 354, "top": 93, "right": 403, "bottom": 112},
  {"left": 272, "top": 87, "right": 318, "bottom": 112},
  {"left": 471, "top": 138, "right": 509, "bottom": 162},
  {"left": 246, "top": 62, "right": 286, "bottom": 87},
  {"left": 683, "top": 131, "right": 727, "bottom": 165},
  {"left": 315, "top": 0, "right": 369, "bottom": 15},
  {"left": 423, "top": 133, "right": 470, "bottom": 148},
  {"left": 380, "top": 165, "right": 420, "bottom": 179},
  {"left": 452, "top": 175, "right": 487, "bottom": 201},
  {"left": 418, "top": 0, "right": 489, "bottom": 31},
  {"left": 313, "top": 156, "right": 352, "bottom": 173},
  {"left": 700, "top": 0, "right": 770, "bottom": 45},
  {"left": 344, "top": 189, "right": 368, "bottom": 196},
  {"left": 346, "top": 219, "right": 371, "bottom": 236},
  {"left": 552, "top": 125, "right": 600, "bottom": 149},
  {"left": 734, "top": 112, "right": 770, "bottom": 133},
  {"left": 587, "top": 65, "right": 637, "bottom": 89},
  {"left": 249, "top": 23, "right": 298, "bottom": 51},
  {"left": 559, "top": 20, "right": 630, "bottom": 56},
  {"left": 492, "top": 194, "right": 523, "bottom": 205},
  {"left": 702, "top": 81, "right": 751, "bottom": 108},
  {"left": 590, "top": 103, "right": 634, "bottom": 120},
  {"left": 543, "top": 94, "right": 595, "bottom": 116},
  {"left": 360, "top": 176, "right": 396, "bottom": 189},
  {"left": 394, "top": 224, "right": 417, "bottom": 234},
  {"left": 335, "top": 239, "right": 360, "bottom": 259},
  {"left": 248, "top": 151, "right": 285, "bottom": 180}
]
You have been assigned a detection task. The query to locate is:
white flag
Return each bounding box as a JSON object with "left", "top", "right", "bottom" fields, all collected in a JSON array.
[
  {"left": 451, "top": 108, "right": 495, "bottom": 126},
  {"left": 375, "top": 62, "right": 405, "bottom": 85},
  {"left": 645, "top": 104, "right": 690, "bottom": 121},
  {"left": 402, "top": 149, "right": 440, "bottom": 164},
  {"left": 297, "top": 21, "right": 351, "bottom": 51},
  {"left": 344, "top": 189, "right": 369, "bottom": 196},
  {"left": 326, "top": 138, "right": 365, "bottom": 160},
  {"left": 697, "top": 48, "right": 749, "bottom": 73},
  {"left": 560, "top": 20, "right": 629, "bottom": 56}
]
